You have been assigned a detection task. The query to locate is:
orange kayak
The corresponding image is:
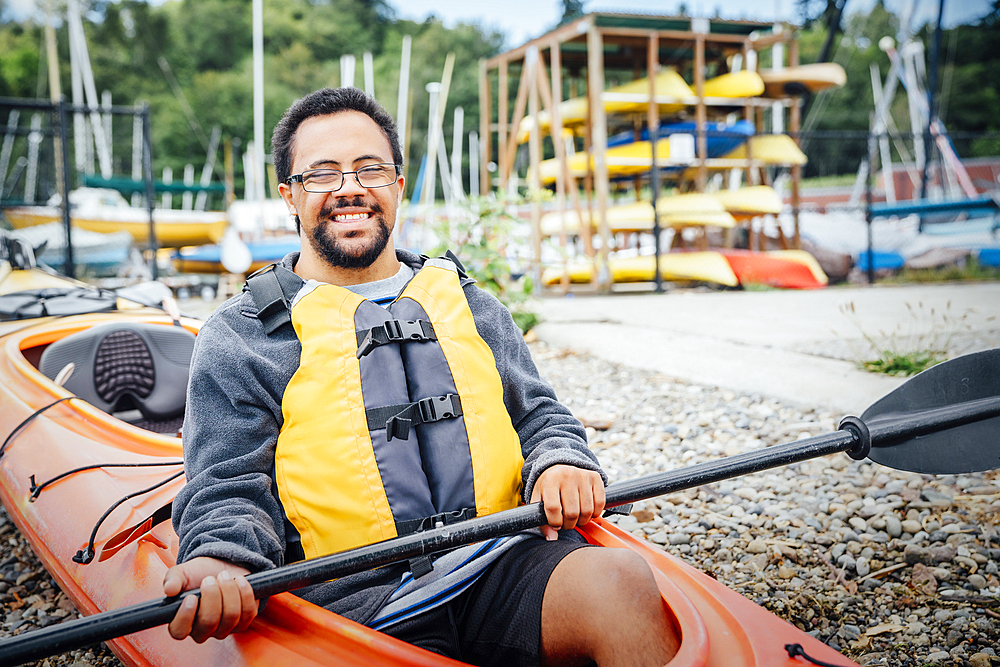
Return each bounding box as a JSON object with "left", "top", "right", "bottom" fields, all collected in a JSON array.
[
  {"left": 718, "top": 249, "right": 829, "bottom": 290},
  {"left": 0, "top": 265, "right": 855, "bottom": 666}
]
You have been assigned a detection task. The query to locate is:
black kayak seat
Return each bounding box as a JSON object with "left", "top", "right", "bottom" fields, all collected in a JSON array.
[{"left": 39, "top": 322, "right": 195, "bottom": 421}]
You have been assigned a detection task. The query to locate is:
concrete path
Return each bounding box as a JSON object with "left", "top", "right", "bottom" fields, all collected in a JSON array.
[{"left": 532, "top": 282, "right": 1000, "bottom": 415}]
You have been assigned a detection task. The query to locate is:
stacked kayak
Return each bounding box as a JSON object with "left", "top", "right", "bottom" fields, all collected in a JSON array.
[
  {"left": 539, "top": 194, "right": 736, "bottom": 238},
  {"left": 542, "top": 249, "right": 827, "bottom": 289},
  {"left": 516, "top": 69, "right": 694, "bottom": 143},
  {"left": 531, "top": 120, "right": 756, "bottom": 186},
  {"left": 0, "top": 264, "right": 850, "bottom": 666},
  {"left": 759, "top": 63, "right": 847, "bottom": 98}
]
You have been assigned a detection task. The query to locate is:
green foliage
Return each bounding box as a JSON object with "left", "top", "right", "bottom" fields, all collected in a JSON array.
[
  {"left": 877, "top": 255, "right": 1000, "bottom": 284},
  {"left": 429, "top": 194, "right": 539, "bottom": 334},
  {"left": 861, "top": 351, "right": 943, "bottom": 376},
  {"left": 0, "top": 22, "right": 42, "bottom": 97},
  {"left": 795, "top": 1, "right": 1000, "bottom": 174},
  {"left": 839, "top": 300, "right": 984, "bottom": 377},
  {"left": 0, "top": 0, "right": 503, "bottom": 205}
]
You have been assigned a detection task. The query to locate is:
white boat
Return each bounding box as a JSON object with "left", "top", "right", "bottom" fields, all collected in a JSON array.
[
  {"left": 3, "top": 222, "right": 132, "bottom": 274},
  {"left": 3, "top": 188, "right": 228, "bottom": 248}
]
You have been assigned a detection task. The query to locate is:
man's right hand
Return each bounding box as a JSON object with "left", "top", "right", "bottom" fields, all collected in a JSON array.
[{"left": 162, "top": 556, "right": 259, "bottom": 643}]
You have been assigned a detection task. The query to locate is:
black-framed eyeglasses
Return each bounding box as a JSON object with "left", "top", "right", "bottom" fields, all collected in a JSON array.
[{"left": 285, "top": 163, "right": 401, "bottom": 193}]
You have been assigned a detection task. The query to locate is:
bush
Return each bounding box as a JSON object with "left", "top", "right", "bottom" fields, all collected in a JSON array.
[{"left": 429, "top": 194, "right": 539, "bottom": 334}]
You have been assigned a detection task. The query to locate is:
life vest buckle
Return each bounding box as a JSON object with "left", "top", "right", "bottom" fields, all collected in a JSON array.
[
  {"left": 418, "top": 395, "right": 458, "bottom": 422},
  {"left": 385, "top": 319, "right": 426, "bottom": 342},
  {"left": 356, "top": 319, "right": 437, "bottom": 358}
]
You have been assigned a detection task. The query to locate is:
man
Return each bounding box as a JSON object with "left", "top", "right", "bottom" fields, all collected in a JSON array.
[{"left": 164, "top": 87, "right": 678, "bottom": 666}]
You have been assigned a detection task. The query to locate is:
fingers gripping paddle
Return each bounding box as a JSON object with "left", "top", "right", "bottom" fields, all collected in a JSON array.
[{"left": 1, "top": 349, "right": 999, "bottom": 666}]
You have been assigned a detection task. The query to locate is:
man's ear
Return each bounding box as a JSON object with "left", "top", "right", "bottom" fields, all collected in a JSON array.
[
  {"left": 396, "top": 175, "right": 405, "bottom": 205},
  {"left": 277, "top": 182, "right": 297, "bottom": 216}
]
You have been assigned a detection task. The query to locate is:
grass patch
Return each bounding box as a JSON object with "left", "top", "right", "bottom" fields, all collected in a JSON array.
[
  {"left": 860, "top": 351, "right": 945, "bottom": 376},
  {"left": 878, "top": 256, "right": 1000, "bottom": 284},
  {"left": 839, "top": 300, "right": 986, "bottom": 377}
]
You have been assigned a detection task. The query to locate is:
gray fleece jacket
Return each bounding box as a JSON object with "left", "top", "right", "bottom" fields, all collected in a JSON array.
[{"left": 172, "top": 249, "right": 605, "bottom": 624}]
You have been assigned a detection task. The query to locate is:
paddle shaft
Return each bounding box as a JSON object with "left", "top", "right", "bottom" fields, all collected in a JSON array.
[{"left": 1, "top": 396, "right": 997, "bottom": 665}]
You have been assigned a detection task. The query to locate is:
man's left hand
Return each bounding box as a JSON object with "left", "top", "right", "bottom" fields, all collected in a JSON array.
[{"left": 530, "top": 465, "right": 606, "bottom": 541}]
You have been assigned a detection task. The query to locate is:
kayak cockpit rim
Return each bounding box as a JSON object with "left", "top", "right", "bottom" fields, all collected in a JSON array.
[{"left": 1, "top": 313, "right": 197, "bottom": 456}]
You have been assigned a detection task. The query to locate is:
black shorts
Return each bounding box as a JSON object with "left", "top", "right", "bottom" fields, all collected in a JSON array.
[{"left": 380, "top": 533, "right": 591, "bottom": 667}]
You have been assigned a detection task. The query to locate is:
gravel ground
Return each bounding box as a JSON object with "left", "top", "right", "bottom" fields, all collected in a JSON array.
[
  {"left": 2, "top": 338, "right": 999, "bottom": 666},
  {"left": 531, "top": 339, "right": 1000, "bottom": 667}
]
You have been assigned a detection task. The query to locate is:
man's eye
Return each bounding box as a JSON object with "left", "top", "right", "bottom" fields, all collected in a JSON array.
[{"left": 308, "top": 171, "right": 341, "bottom": 182}]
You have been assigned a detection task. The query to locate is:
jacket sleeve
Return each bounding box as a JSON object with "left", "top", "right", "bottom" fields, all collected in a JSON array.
[
  {"left": 465, "top": 286, "right": 607, "bottom": 502},
  {"left": 171, "top": 297, "right": 298, "bottom": 572}
]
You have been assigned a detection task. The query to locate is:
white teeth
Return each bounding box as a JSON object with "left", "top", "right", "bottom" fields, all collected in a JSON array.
[{"left": 333, "top": 212, "right": 369, "bottom": 221}]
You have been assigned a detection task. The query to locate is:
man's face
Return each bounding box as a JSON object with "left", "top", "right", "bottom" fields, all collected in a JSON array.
[{"left": 278, "top": 111, "right": 404, "bottom": 269}]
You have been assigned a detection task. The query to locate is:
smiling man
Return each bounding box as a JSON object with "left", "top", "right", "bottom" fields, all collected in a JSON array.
[{"left": 164, "top": 87, "right": 678, "bottom": 666}]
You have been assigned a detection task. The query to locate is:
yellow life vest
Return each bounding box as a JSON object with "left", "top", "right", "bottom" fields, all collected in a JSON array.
[{"left": 272, "top": 258, "right": 524, "bottom": 559}]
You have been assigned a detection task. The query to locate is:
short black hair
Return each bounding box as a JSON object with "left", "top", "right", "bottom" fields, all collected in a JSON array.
[{"left": 271, "top": 87, "right": 403, "bottom": 185}]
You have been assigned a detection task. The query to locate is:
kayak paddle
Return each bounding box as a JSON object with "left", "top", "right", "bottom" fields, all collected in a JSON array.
[{"left": 0, "top": 347, "right": 998, "bottom": 666}]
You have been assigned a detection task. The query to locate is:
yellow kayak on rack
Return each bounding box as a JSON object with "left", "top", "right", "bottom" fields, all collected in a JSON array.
[
  {"left": 710, "top": 186, "right": 784, "bottom": 219},
  {"left": 540, "top": 194, "right": 736, "bottom": 237},
  {"left": 759, "top": 63, "right": 847, "bottom": 97},
  {"left": 530, "top": 137, "right": 676, "bottom": 185},
  {"left": 702, "top": 71, "right": 765, "bottom": 98},
  {"left": 713, "top": 135, "right": 808, "bottom": 166},
  {"left": 542, "top": 251, "right": 740, "bottom": 287},
  {"left": 517, "top": 70, "right": 693, "bottom": 143}
]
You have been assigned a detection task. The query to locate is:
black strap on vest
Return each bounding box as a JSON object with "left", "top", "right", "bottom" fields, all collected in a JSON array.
[
  {"left": 356, "top": 319, "right": 437, "bottom": 358},
  {"left": 245, "top": 253, "right": 468, "bottom": 337},
  {"left": 395, "top": 507, "right": 478, "bottom": 538},
  {"left": 398, "top": 507, "right": 477, "bottom": 580},
  {"left": 246, "top": 264, "right": 302, "bottom": 335},
  {"left": 366, "top": 393, "right": 463, "bottom": 441}
]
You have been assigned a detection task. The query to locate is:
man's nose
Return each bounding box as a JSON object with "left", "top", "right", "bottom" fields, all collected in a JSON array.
[{"left": 336, "top": 173, "right": 368, "bottom": 197}]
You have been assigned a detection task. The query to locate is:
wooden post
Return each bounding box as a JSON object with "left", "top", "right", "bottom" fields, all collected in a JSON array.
[
  {"left": 694, "top": 34, "right": 707, "bottom": 192},
  {"left": 789, "top": 36, "right": 802, "bottom": 250},
  {"left": 587, "top": 25, "right": 612, "bottom": 291},
  {"left": 498, "top": 60, "right": 509, "bottom": 191},
  {"left": 502, "top": 62, "right": 531, "bottom": 188},
  {"left": 527, "top": 46, "right": 543, "bottom": 287},
  {"left": 648, "top": 33, "right": 663, "bottom": 292},
  {"left": 547, "top": 42, "right": 570, "bottom": 291},
  {"left": 537, "top": 46, "right": 589, "bottom": 283},
  {"left": 478, "top": 58, "right": 490, "bottom": 196}
]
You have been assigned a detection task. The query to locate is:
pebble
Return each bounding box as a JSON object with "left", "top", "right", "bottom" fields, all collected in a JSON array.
[
  {"left": 0, "top": 505, "right": 121, "bottom": 665},
  {"left": 528, "top": 340, "right": 1000, "bottom": 666}
]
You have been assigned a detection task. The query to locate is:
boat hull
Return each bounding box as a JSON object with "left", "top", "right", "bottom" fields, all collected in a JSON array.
[{"left": 4, "top": 206, "right": 227, "bottom": 248}]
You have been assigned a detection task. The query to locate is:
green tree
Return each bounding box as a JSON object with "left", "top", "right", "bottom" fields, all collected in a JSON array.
[{"left": 559, "top": 0, "right": 585, "bottom": 25}]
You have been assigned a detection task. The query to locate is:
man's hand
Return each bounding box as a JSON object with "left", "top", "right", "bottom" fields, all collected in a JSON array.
[
  {"left": 530, "top": 464, "right": 606, "bottom": 541},
  {"left": 163, "top": 556, "right": 258, "bottom": 643}
]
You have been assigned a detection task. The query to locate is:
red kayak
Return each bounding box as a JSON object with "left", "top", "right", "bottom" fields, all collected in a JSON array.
[{"left": 0, "top": 264, "right": 855, "bottom": 666}]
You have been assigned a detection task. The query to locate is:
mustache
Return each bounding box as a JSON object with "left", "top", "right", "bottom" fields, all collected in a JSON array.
[{"left": 319, "top": 196, "right": 383, "bottom": 218}]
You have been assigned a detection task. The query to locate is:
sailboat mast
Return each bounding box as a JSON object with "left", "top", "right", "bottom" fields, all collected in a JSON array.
[{"left": 253, "top": 0, "right": 266, "bottom": 234}]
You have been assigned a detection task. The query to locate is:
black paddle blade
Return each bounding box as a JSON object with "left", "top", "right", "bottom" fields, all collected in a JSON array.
[{"left": 864, "top": 348, "right": 1000, "bottom": 474}]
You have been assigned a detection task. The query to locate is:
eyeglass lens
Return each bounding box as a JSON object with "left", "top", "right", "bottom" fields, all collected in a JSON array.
[{"left": 302, "top": 165, "right": 397, "bottom": 192}]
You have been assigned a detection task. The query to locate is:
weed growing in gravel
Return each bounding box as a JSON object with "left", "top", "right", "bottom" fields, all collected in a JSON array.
[{"left": 839, "top": 300, "right": 982, "bottom": 376}]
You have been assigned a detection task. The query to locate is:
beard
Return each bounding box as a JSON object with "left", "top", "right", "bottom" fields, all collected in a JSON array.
[{"left": 306, "top": 196, "right": 392, "bottom": 269}]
